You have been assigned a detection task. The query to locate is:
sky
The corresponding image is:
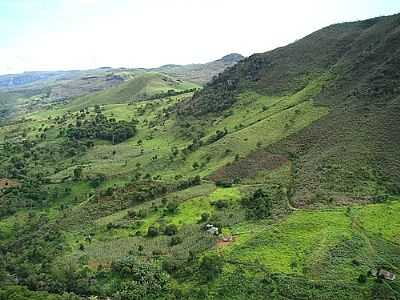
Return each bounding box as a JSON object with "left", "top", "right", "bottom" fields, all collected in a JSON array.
[{"left": 0, "top": 0, "right": 399, "bottom": 75}]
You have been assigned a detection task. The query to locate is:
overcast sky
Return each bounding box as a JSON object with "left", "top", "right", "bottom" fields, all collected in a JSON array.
[{"left": 0, "top": 0, "right": 398, "bottom": 75}]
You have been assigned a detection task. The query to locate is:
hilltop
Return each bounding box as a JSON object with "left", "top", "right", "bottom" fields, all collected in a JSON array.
[
  {"left": 154, "top": 53, "right": 244, "bottom": 84},
  {"left": 67, "top": 72, "right": 200, "bottom": 109},
  {"left": 0, "top": 53, "right": 242, "bottom": 121}
]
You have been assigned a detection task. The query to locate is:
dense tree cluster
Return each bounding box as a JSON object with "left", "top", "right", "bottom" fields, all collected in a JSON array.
[
  {"left": 0, "top": 179, "right": 51, "bottom": 217},
  {"left": 65, "top": 112, "right": 137, "bottom": 144},
  {"left": 241, "top": 189, "right": 272, "bottom": 219},
  {"left": 111, "top": 255, "right": 169, "bottom": 300},
  {"left": 146, "top": 88, "right": 198, "bottom": 101}
]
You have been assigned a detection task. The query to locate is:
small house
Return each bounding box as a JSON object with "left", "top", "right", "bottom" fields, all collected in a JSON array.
[
  {"left": 206, "top": 224, "right": 219, "bottom": 235},
  {"left": 378, "top": 269, "right": 396, "bottom": 281},
  {"left": 371, "top": 268, "right": 396, "bottom": 281},
  {"left": 222, "top": 236, "right": 234, "bottom": 242}
]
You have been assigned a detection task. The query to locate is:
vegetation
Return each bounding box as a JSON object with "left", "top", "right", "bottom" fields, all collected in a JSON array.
[{"left": 1, "top": 13, "right": 400, "bottom": 300}]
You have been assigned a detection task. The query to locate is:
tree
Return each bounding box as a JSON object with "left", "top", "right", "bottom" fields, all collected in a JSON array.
[
  {"left": 167, "top": 201, "right": 179, "bottom": 214},
  {"left": 200, "top": 212, "right": 209, "bottom": 223},
  {"left": 111, "top": 256, "right": 169, "bottom": 300},
  {"left": 125, "top": 210, "right": 136, "bottom": 219},
  {"left": 147, "top": 226, "right": 159, "bottom": 237},
  {"left": 170, "top": 236, "right": 182, "bottom": 246},
  {"left": 213, "top": 200, "right": 228, "bottom": 209},
  {"left": 241, "top": 189, "right": 272, "bottom": 219},
  {"left": 164, "top": 224, "right": 178, "bottom": 236},
  {"left": 73, "top": 167, "right": 83, "bottom": 180},
  {"left": 358, "top": 273, "right": 367, "bottom": 284},
  {"left": 199, "top": 254, "right": 224, "bottom": 281},
  {"left": 89, "top": 173, "right": 106, "bottom": 188}
]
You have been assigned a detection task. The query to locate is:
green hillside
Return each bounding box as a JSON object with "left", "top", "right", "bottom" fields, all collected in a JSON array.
[
  {"left": 68, "top": 72, "right": 199, "bottom": 109},
  {"left": 1, "top": 14, "right": 400, "bottom": 300},
  {"left": 184, "top": 13, "right": 400, "bottom": 206},
  {"left": 154, "top": 53, "right": 244, "bottom": 85}
]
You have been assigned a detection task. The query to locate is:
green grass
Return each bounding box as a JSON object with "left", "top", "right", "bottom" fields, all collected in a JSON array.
[
  {"left": 67, "top": 72, "right": 199, "bottom": 109},
  {"left": 354, "top": 201, "right": 400, "bottom": 243},
  {"left": 223, "top": 209, "right": 352, "bottom": 274},
  {"left": 167, "top": 187, "right": 241, "bottom": 226}
]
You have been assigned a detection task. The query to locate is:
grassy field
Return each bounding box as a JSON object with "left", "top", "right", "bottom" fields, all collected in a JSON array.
[
  {"left": 67, "top": 72, "right": 199, "bottom": 109},
  {"left": 2, "top": 15, "right": 400, "bottom": 298}
]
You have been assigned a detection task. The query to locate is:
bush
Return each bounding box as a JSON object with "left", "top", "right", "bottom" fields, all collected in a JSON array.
[
  {"left": 89, "top": 174, "right": 106, "bottom": 188},
  {"left": 170, "top": 236, "right": 182, "bottom": 246},
  {"left": 164, "top": 224, "right": 178, "bottom": 236},
  {"left": 241, "top": 189, "right": 272, "bottom": 219},
  {"left": 162, "top": 259, "right": 179, "bottom": 274},
  {"left": 127, "top": 210, "right": 137, "bottom": 218},
  {"left": 147, "top": 226, "right": 159, "bottom": 237},
  {"left": 138, "top": 209, "right": 148, "bottom": 218},
  {"left": 358, "top": 273, "right": 367, "bottom": 284},
  {"left": 199, "top": 254, "right": 224, "bottom": 281},
  {"left": 111, "top": 256, "right": 169, "bottom": 299},
  {"left": 213, "top": 200, "right": 229, "bottom": 209},
  {"left": 215, "top": 180, "right": 232, "bottom": 187},
  {"left": 200, "top": 212, "right": 210, "bottom": 223},
  {"left": 167, "top": 201, "right": 179, "bottom": 214}
]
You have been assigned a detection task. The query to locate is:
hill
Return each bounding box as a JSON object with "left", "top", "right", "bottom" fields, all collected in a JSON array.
[
  {"left": 0, "top": 68, "right": 129, "bottom": 121},
  {"left": 67, "top": 72, "right": 200, "bottom": 109},
  {"left": 183, "top": 13, "right": 400, "bottom": 206},
  {"left": 1, "top": 14, "right": 400, "bottom": 300},
  {"left": 153, "top": 53, "right": 244, "bottom": 84},
  {"left": 0, "top": 53, "right": 242, "bottom": 120}
]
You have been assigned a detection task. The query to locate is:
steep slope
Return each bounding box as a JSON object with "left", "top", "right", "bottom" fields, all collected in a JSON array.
[{"left": 182, "top": 13, "right": 400, "bottom": 205}]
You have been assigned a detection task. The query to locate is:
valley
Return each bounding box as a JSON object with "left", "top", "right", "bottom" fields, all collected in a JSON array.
[{"left": 1, "top": 13, "right": 400, "bottom": 300}]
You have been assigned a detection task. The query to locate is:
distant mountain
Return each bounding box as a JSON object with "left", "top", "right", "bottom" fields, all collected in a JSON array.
[
  {"left": 0, "top": 70, "right": 80, "bottom": 89},
  {"left": 0, "top": 53, "right": 243, "bottom": 92},
  {"left": 0, "top": 69, "right": 115, "bottom": 90},
  {"left": 153, "top": 53, "right": 244, "bottom": 85},
  {"left": 0, "top": 53, "right": 242, "bottom": 120}
]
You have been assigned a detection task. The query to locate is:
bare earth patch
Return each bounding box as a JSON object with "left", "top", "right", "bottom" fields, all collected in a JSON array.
[
  {"left": 210, "top": 150, "right": 288, "bottom": 182},
  {"left": 0, "top": 178, "right": 20, "bottom": 189}
]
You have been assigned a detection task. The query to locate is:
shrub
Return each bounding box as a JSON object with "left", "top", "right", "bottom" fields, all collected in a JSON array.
[
  {"left": 111, "top": 255, "right": 169, "bottom": 299},
  {"left": 127, "top": 210, "right": 137, "bottom": 218},
  {"left": 89, "top": 173, "right": 106, "bottom": 188},
  {"left": 170, "top": 236, "right": 182, "bottom": 246},
  {"left": 164, "top": 224, "right": 178, "bottom": 236},
  {"left": 358, "top": 273, "right": 367, "bottom": 284},
  {"left": 213, "top": 200, "right": 229, "bottom": 209},
  {"left": 200, "top": 212, "right": 210, "bottom": 223},
  {"left": 241, "top": 189, "right": 272, "bottom": 219},
  {"left": 215, "top": 180, "right": 232, "bottom": 188},
  {"left": 138, "top": 209, "right": 148, "bottom": 218},
  {"left": 199, "top": 254, "right": 224, "bottom": 281},
  {"left": 167, "top": 201, "right": 179, "bottom": 214},
  {"left": 147, "top": 226, "right": 159, "bottom": 237}
]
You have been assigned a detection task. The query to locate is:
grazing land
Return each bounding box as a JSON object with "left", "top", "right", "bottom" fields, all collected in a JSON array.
[{"left": 1, "top": 13, "right": 400, "bottom": 300}]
